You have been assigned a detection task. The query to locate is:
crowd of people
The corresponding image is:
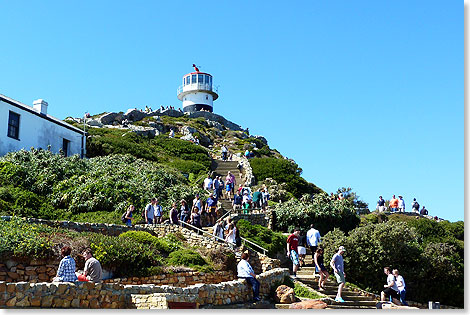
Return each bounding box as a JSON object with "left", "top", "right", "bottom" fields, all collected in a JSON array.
[{"left": 377, "top": 195, "right": 429, "bottom": 216}]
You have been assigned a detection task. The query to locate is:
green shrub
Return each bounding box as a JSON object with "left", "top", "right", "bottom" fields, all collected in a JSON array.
[
  {"left": 250, "top": 157, "right": 323, "bottom": 198},
  {"left": 167, "top": 249, "right": 208, "bottom": 268},
  {"left": 294, "top": 283, "right": 323, "bottom": 299},
  {"left": 236, "top": 219, "right": 286, "bottom": 257},
  {"left": 119, "top": 231, "right": 182, "bottom": 254},
  {"left": 273, "top": 193, "right": 360, "bottom": 235}
]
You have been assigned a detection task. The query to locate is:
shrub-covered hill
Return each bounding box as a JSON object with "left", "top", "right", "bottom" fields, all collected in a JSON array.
[{"left": 0, "top": 149, "right": 203, "bottom": 223}]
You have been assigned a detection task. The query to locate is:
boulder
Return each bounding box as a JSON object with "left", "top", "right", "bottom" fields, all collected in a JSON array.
[
  {"left": 206, "top": 120, "right": 225, "bottom": 131},
  {"left": 98, "top": 112, "right": 123, "bottom": 125},
  {"left": 253, "top": 135, "right": 268, "bottom": 145},
  {"left": 128, "top": 125, "right": 159, "bottom": 138},
  {"left": 289, "top": 300, "right": 328, "bottom": 309},
  {"left": 275, "top": 285, "right": 296, "bottom": 304},
  {"left": 87, "top": 119, "right": 103, "bottom": 127},
  {"left": 123, "top": 108, "right": 147, "bottom": 122}
]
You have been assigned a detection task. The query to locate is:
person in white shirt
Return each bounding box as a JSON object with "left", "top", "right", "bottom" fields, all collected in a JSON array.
[
  {"left": 306, "top": 224, "right": 321, "bottom": 258},
  {"left": 398, "top": 196, "right": 405, "bottom": 213},
  {"left": 203, "top": 175, "right": 213, "bottom": 192},
  {"left": 144, "top": 198, "right": 156, "bottom": 225},
  {"left": 381, "top": 267, "right": 401, "bottom": 305},
  {"left": 392, "top": 269, "right": 408, "bottom": 306},
  {"left": 153, "top": 198, "right": 163, "bottom": 224},
  {"left": 237, "top": 252, "right": 260, "bottom": 302}
]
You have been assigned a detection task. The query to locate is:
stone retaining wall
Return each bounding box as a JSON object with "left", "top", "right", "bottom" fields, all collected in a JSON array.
[
  {"left": 103, "top": 271, "right": 234, "bottom": 286},
  {"left": 0, "top": 268, "right": 290, "bottom": 308}
]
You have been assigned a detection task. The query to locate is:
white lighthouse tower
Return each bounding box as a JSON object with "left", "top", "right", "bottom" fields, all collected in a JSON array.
[{"left": 177, "top": 64, "right": 218, "bottom": 113}]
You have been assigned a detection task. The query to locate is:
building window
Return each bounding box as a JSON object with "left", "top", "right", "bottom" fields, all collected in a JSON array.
[
  {"left": 191, "top": 74, "right": 196, "bottom": 84},
  {"left": 198, "top": 74, "right": 203, "bottom": 84},
  {"left": 62, "top": 138, "right": 70, "bottom": 157},
  {"left": 206, "top": 95, "right": 208, "bottom": 100},
  {"left": 7, "top": 111, "right": 20, "bottom": 140},
  {"left": 186, "top": 76, "right": 190, "bottom": 85},
  {"left": 183, "top": 78, "right": 186, "bottom": 86}
]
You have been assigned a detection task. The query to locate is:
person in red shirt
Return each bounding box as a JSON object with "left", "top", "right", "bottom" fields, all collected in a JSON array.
[{"left": 286, "top": 228, "right": 301, "bottom": 278}]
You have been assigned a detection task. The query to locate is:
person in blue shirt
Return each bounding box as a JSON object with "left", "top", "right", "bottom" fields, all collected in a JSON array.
[
  {"left": 237, "top": 252, "right": 260, "bottom": 302},
  {"left": 53, "top": 246, "right": 77, "bottom": 282}
]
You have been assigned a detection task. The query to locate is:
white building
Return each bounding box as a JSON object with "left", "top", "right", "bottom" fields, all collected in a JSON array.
[
  {"left": 0, "top": 94, "right": 85, "bottom": 157},
  {"left": 177, "top": 64, "right": 219, "bottom": 113}
]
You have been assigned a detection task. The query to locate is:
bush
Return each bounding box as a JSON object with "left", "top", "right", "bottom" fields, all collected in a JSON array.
[
  {"left": 250, "top": 157, "right": 323, "bottom": 198},
  {"left": 236, "top": 219, "right": 286, "bottom": 257},
  {"left": 273, "top": 193, "right": 360, "bottom": 235},
  {"left": 118, "top": 231, "right": 182, "bottom": 254},
  {"left": 167, "top": 249, "right": 208, "bottom": 269},
  {"left": 294, "top": 283, "right": 323, "bottom": 299}
]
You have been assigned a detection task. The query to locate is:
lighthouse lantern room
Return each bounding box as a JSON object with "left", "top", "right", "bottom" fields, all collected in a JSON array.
[{"left": 177, "top": 64, "right": 218, "bottom": 113}]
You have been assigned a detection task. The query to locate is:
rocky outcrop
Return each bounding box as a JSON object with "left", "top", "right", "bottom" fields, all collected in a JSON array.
[
  {"left": 253, "top": 135, "right": 268, "bottom": 146},
  {"left": 98, "top": 112, "right": 123, "bottom": 125},
  {"left": 128, "top": 125, "right": 160, "bottom": 138},
  {"left": 180, "top": 126, "right": 212, "bottom": 146},
  {"left": 275, "top": 285, "right": 296, "bottom": 304},
  {"left": 123, "top": 109, "right": 147, "bottom": 122},
  {"left": 188, "top": 111, "right": 243, "bottom": 131},
  {"left": 289, "top": 300, "right": 328, "bottom": 309}
]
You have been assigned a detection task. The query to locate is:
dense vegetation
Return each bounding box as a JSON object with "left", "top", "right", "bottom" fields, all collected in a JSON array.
[
  {"left": 0, "top": 149, "right": 203, "bottom": 223},
  {"left": 250, "top": 158, "right": 323, "bottom": 199},
  {"left": 272, "top": 193, "right": 360, "bottom": 235},
  {"left": 236, "top": 219, "right": 286, "bottom": 257},
  {"left": 0, "top": 218, "right": 213, "bottom": 277},
  {"left": 321, "top": 217, "right": 464, "bottom": 307}
]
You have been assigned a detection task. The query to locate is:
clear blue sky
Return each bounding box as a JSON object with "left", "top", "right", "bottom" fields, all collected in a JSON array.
[{"left": 0, "top": 1, "right": 463, "bottom": 221}]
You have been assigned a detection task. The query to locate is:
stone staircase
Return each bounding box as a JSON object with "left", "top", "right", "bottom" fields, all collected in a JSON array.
[
  {"left": 211, "top": 160, "right": 241, "bottom": 210},
  {"left": 296, "top": 255, "right": 379, "bottom": 309}
]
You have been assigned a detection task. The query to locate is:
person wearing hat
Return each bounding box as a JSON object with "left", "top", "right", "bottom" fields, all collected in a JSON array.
[{"left": 330, "top": 246, "right": 347, "bottom": 303}]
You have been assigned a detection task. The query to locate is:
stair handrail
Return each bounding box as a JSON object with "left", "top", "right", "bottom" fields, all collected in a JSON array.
[
  {"left": 217, "top": 209, "right": 232, "bottom": 222},
  {"left": 240, "top": 237, "right": 268, "bottom": 256},
  {"left": 178, "top": 220, "right": 227, "bottom": 243}
]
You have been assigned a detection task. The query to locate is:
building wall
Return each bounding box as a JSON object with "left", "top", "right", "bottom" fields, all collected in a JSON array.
[
  {"left": 0, "top": 100, "right": 84, "bottom": 157},
  {"left": 182, "top": 92, "right": 213, "bottom": 108}
]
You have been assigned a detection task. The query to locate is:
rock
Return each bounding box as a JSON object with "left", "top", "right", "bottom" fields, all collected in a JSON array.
[
  {"left": 253, "top": 135, "right": 268, "bottom": 145},
  {"left": 71, "top": 298, "right": 80, "bottom": 308},
  {"left": 6, "top": 297, "right": 16, "bottom": 307},
  {"left": 275, "top": 285, "right": 295, "bottom": 304},
  {"left": 289, "top": 300, "right": 328, "bottom": 309},
  {"left": 7, "top": 272, "right": 18, "bottom": 280},
  {"left": 31, "top": 297, "right": 41, "bottom": 307},
  {"left": 5, "top": 260, "right": 17, "bottom": 269},
  {"left": 128, "top": 125, "right": 159, "bottom": 137},
  {"left": 42, "top": 295, "right": 54, "bottom": 307},
  {"left": 206, "top": 120, "right": 224, "bottom": 131},
  {"left": 87, "top": 119, "right": 103, "bottom": 127},
  {"left": 98, "top": 112, "right": 123, "bottom": 125},
  {"left": 123, "top": 108, "right": 147, "bottom": 122}
]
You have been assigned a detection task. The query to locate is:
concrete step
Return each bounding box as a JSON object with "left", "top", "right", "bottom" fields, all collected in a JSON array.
[{"left": 327, "top": 305, "right": 377, "bottom": 309}]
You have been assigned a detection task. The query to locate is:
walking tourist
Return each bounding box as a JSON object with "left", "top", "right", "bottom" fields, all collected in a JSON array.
[
  {"left": 190, "top": 206, "right": 202, "bottom": 231},
  {"left": 330, "top": 246, "right": 346, "bottom": 303},
  {"left": 398, "top": 196, "right": 405, "bottom": 213},
  {"left": 411, "top": 198, "right": 420, "bottom": 214},
  {"left": 180, "top": 199, "right": 190, "bottom": 223},
  {"left": 203, "top": 175, "right": 213, "bottom": 192},
  {"left": 53, "top": 246, "right": 77, "bottom": 282},
  {"left": 193, "top": 194, "right": 202, "bottom": 213},
  {"left": 389, "top": 195, "right": 399, "bottom": 213},
  {"left": 206, "top": 193, "right": 217, "bottom": 226},
  {"left": 393, "top": 269, "right": 408, "bottom": 306},
  {"left": 306, "top": 224, "right": 321, "bottom": 258},
  {"left": 262, "top": 187, "right": 270, "bottom": 210},
  {"left": 227, "top": 171, "right": 236, "bottom": 194},
  {"left": 169, "top": 202, "right": 179, "bottom": 225},
  {"left": 314, "top": 247, "right": 329, "bottom": 291},
  {"left": 77, "top": 248, "right": 102, "bottom": 283},
  {"left": 242, "top": 191, "right": 252, "bottom": 211},
  {"left": 221, "top": 144, "right": 228, "bottom": 161},
  {"left": 225, "top": 223, "right": 237, "bottom": 245},
  {"left": 144, "top": 198, "right": 155, "bottom": 225},
  {"left": 237, "top": 252, "right": 261, "bottom": 302},
  {"left": 381, "top": 267, "right": 401, "bottom": 305},
  {"left": 212, "top": 175, "right": 220, "bottom": 198},
  {"left": 213, "top": 218, "right": 226, "bottom": 241},
  {"left": 225, "top": 178, "right": 232, "bottom": 201},
  {"left": 154, "top": 199, "right": 163, "bottom": 224},
  {"left": 124, "top": 205, "right": 134, "bottom": 227},
  {"left": 232, "top": 191, "right": 242, "bottom": 210},
  {"left": 377, "top": 196, "right": 386, "bottom": 212},
  {"left": 297, "top": 231, "right": 307, "bottom": 267},
  {"left": 286, "top": 228, "right": 301, "bottom": 278},
  {"left": 217, "top": 176, "right": 224, "bottom": 199},
  {"left": 252, "top": 188, "right": 263, "bottom": 209}
]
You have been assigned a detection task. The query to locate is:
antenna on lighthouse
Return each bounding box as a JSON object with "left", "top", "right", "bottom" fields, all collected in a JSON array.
[{"left": 192, "top": 64, "right": 200, "bottom": 72}]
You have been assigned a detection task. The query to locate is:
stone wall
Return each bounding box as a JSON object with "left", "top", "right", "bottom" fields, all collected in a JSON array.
[
  {"left": 0, "top": 268, "right": 290, "bottom": 308},
  {"left": 0, "top": 260, "right": 58, "bottom": 283},
  {"left": 103, "top": 271, "right": 234, "bottom": 286},
  {"left": 231, "top": 154, "right": 255, "bottom": 186}
]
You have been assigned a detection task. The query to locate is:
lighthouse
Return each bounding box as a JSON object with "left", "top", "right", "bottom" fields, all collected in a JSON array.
[{"left": 177, "top": 64, "right": 218, "bottom": 113}]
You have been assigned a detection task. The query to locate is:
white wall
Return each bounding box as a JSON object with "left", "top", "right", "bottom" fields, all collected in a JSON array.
[
  {"left": 0, "top": 100, "right": 85, "bottom": 157},
  {"left": 182, "top": 92, "right": 213, "bottom": 108}
]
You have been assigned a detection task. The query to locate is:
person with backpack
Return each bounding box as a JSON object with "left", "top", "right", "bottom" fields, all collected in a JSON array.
[
  {"left": 144, "top": 198, "right": 156, "bottom": 225},
  {"left": 122, "top": 205, "right": 134, "bottom": 227},
  {"left": 411, "top": 198, "right": 420, "bottom": 214},
  {"left": 154, "top": 199, "right": 163, "bottom": 224}
]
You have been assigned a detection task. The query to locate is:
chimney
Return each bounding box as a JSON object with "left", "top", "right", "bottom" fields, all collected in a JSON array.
[{"left": 33, "top": 99, "right": 48, "bottom": 115}]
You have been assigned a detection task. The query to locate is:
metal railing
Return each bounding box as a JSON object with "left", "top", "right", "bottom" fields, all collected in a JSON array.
[{"left": 177, "top": 83, "right": 218, "bottom": 95}]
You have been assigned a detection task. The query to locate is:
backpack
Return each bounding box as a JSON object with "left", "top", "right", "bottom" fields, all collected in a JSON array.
[{"left": 121, "top": 211, "right": 127, "bottom": 223}]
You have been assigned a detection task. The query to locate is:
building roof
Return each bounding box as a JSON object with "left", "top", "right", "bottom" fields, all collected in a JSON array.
[{"left": 0, "top": 94, "right": 84, "bottom": 134}]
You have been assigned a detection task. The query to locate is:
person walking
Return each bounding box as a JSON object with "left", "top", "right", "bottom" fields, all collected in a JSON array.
[
  {"left": 144, "top": 198, "right": 156, "bottom": 225},
  {"left": 306, "top": 224, "right": 321, "bottom": 262},
  {"left": 221, "top": 144, "right": 228, "bottom": 161},
  {"left": 330, "top": 246, "right": 346, "bottom": 303},
  {"left": 237, "top": 252, "right": 260, "bottom": 302},
  {"left": 398, "top": 196, "right": 405, "bottom": 213},
  {"left": 286, "top": 228, "right": 301, "bottom": 278},
  {"left": 179, "top": 199, "right": 190, "bottom": 223},
  {"left": 77, "top": 248, "right": 102, "bottom": 283},
  {"left": 411, "top": 198, "right": 420, "bottom": 214},
  {"left": 154, "top": 199, "right": 163, "bottom": 224},
  {"left": 169, "top": 202, "right": 179, "bottom": 225},
  {"left": 190, "top": 206, "right": 202, "bottom": 232},
  {"left": 392, "top": 269, "right": 408, "bottom": 306},
  {"left": 377, "top": 196, "right": 386, "bottom": 212},
  {"left": 297, "top": 231, "right": 307, "bottom": 268},
  {"left": 205, "top": 193, "right": 217, "bottom": 226},
  {"left": 314, "top": 247, "right": 329, "bottom": 291},
  {"left": 124, "top": 205, "right": 134, "bottom": 227},
  {"left": 203, "top": 175, "right": 213, "bottom": 192},
  {"left": 381, "top": 267, "right": 401, "bottom": 305}
]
